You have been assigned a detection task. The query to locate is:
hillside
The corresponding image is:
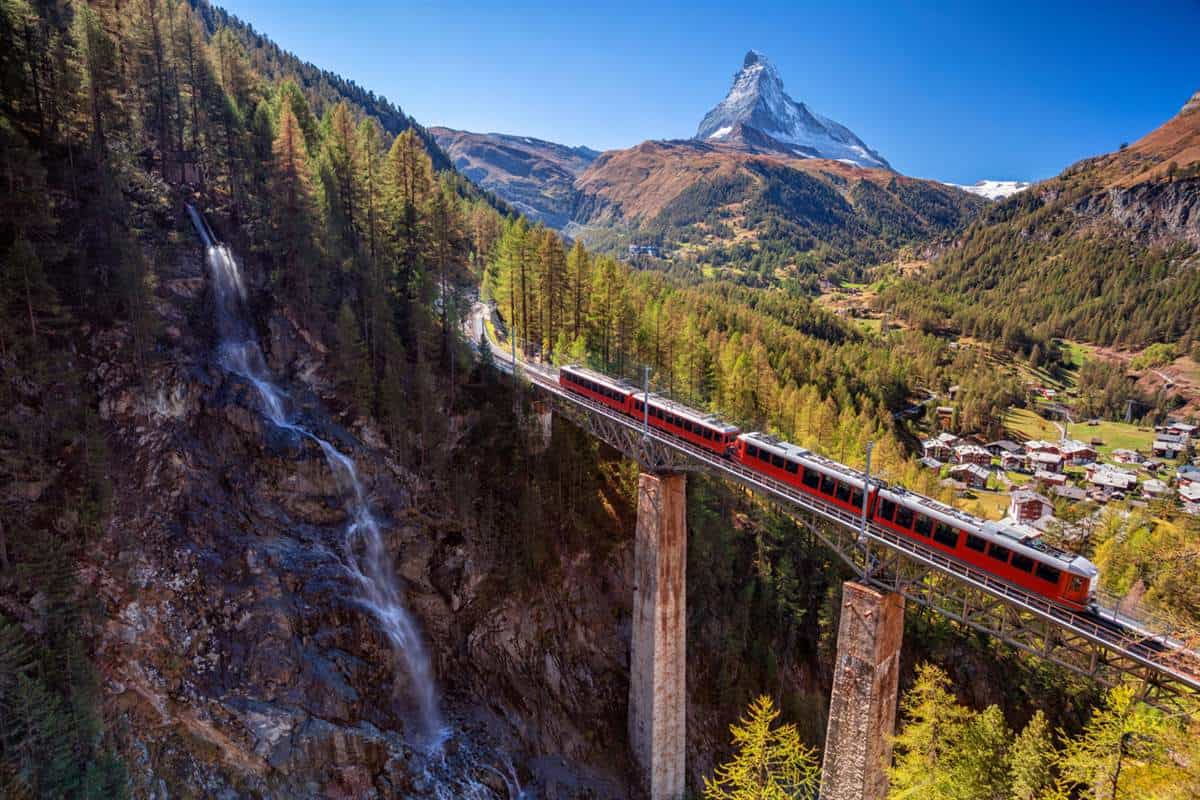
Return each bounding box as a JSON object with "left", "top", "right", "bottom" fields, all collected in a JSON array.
[
  {"left": 570, "top": 138, "right": 984, "bottom": 283},
  {"left": 431, "top": 127, "right": 598, "bottom": 227},
  {"left": 881, "top": 89, "right": 1200, "bottom": 351}
]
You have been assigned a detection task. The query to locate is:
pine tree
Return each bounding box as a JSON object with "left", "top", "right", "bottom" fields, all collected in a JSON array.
[{"left": 703, "top": 694, "right": 820, "bottom": 800}]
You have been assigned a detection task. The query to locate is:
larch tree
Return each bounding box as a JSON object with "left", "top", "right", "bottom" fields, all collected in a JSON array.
[
  {"left": 383, "top": 127, "right": 432, "bottom": 306},
  {"left": 270, "top": 101, "right": 316, "bottom": 304},
  {"left": 703, "top": 694, "right": 820, "bottom": 800}
]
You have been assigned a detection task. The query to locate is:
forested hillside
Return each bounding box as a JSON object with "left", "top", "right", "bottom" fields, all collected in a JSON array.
[
  {"left": 880, "top": 91, "right": 1200, "bottom": 354},
  {"left": 571, "top": 139, "right": 984, "bottom": 286}
]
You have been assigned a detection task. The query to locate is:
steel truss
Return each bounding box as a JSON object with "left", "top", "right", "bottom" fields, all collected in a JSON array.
[{"left": 494, "top": 342, "right": 1200, "bottom": 713}]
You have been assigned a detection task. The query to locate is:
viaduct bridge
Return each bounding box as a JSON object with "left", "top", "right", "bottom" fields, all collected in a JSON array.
[{"left": 469, "top": 304, "right": 1200, "bottom": 800}]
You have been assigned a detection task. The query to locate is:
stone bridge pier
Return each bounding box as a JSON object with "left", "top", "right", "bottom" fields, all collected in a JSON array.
[
  {"left": 820, "top": 581, "right": 905, "bottom": 800},
  {"left": 629, "top": 471, "right": 687, "bottom": 800}
]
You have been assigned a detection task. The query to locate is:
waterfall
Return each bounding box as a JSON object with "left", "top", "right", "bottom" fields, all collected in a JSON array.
[{"left": 187, "top": 206, "right": 445, "bottom": 747}]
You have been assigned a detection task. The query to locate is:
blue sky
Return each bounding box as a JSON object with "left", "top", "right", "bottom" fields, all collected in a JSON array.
[{"left": 217, "top": 0, "right": 1199, "bottom": 184}]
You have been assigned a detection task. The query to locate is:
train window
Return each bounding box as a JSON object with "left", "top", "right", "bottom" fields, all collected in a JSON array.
[
  {"left": 894, "top": 506, "right": 914, "bottom": 528},
  {"left": 1011, "top": 553, "right": 1035, "bottom": 574},
  {"left": 879, "top": 498, "right": 896, "bottom": 520},
  {"left": 1036, "top": 564, "right": 1061, "bottom": 584},
  {"left": 704, "top": 430, "right": 713, "bottom": 441},
  {"left": 851, "top": 488, "right": 864, "bottom": 508},
  {"left": 933, "top": 523, "right": 959, "bottom": 548},
  {"left": 821, "top": 475, "right": 837, "bottom": 495},
  {"left": 836, "top": 483, "right": 852, "bottom": 503},
  {"left": 1069, "top": 576, "right": 1085, "bottom": 593},
  {"left": 987, "top": 543, "right": 1010, "bottom": 563},
  {"left": 772, "top": 455, "right": 785, "bottom": 469},
  {"left": 747, "top": 445, "right": 759, "bottom": 459},
  {"left": 913, "top": 515, "right": 932, "bottom": 537},
  {"left": 785, "top": 460, "right": 798, "bottom": 474},
  {"left": 802, "top": 470, "right": 820, "bottom": 489},
  {"left": 965, "top": 534, "right": 986, "bottom": 553}
]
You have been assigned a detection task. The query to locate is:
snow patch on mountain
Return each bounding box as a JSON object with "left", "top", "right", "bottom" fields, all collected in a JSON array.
[
  {"left": 696, "top": 50, "right": 890, "bottom": 170},
  {"left": 946, "top": 179, "right": 1031, "bottom": 200}
]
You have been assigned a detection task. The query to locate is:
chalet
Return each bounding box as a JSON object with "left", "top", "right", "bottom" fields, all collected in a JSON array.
[
  {"left": 1001, "top": 451, "right": 1029, "bottom": 472},
  {"left": 986, "top": 440, "right": 1023, "bottom": 456},
  {"left": 1009, "top": 490, "right": 1054, "bottom": 523},
  {"left": 1025, "top": 439, "right": 1061, "bottom": 455},
  {"left": 1034, "top": 470, "right": 1067, "bottom": 487},
  {"left": 1086, "top": 465, "right": 1138, "bottom": 492},
  {"left": 949, "top": 463, "right": 990, "bottom": 489},
  {"left": 1178, "top": 463, "right": 1200, "bottom": 480},
  {"left": 1141, "top": 479, "right": 1171, "bottom": 499},
  {"left": 1143, "top": 459, "right": 1165, "bottom": 473},
  {"left": 935, "top": 406, "right": 956, "bottom": 428},
  {"left": 922, "top": 438, "right": 952, "bottom": 461},
  {"left": 1052, "top": 484, "right": 1088, "bottom": 502},
  {"left": 1164, "top": 421, "right": 1197, "bottom": 439},
  {"left": 1029, "top": 451, "right": 1064, "bottom": 473},
  {"left": 953, "top": 443, "right": 993, "bottom": 466},
  {"left": 1153, "top": 432, "right": 1188, "bottom": 459},
  {"left": 1060, "top": 440, "right": 1097, "bottom": 465},
  {"left": 1111, "top": 448, "right": 1142, "bottom": 465},
  {"left": 1180, "top": 482, "right": 1200, "bottom": 514}
]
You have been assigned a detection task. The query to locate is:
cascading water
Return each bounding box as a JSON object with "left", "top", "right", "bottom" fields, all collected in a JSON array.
[{"left": 186, "top": 205, "right": 445, "bottom": 747}]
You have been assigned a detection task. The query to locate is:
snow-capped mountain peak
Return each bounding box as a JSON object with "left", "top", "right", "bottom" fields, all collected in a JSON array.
[
  {"left": 696, "top": 50, "right": 891, "bottom": 170},
  {"left": 945, "top": 179, "right": 1031, "bottom": 200}
]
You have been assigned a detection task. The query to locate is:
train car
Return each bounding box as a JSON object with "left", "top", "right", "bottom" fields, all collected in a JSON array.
[
  {"left": 559, "top": 364, "right": 636, "bottom": 414},
  {"left": 734, "top": 432, "right": 873, "bottom": 516},
  {"left": 632, "top": 393, "right": 740, "bottom": 455},
  {"left": 872, "top": 487, "right": 1098, "bottom": 609}
]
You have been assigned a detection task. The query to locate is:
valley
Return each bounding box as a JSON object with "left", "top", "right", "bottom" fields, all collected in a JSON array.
[{"left": 1, "top": 1, "right": 1199, "bottom": 798}]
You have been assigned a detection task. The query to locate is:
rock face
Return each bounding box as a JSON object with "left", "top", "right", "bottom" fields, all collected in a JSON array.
[
  {"left": 85, "top": 226, "right": 637, "bottom": 798},
  {"left": 431, "top": 127, "right": 599, "bottom": 228}
]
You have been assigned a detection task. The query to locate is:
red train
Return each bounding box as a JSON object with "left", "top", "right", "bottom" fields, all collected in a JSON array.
[{"left": 559, "top": 365, "right": 1099, "bottom": 611}]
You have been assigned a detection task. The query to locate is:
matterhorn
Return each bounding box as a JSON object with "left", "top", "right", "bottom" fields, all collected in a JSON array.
[{"left": 696, "top": 50, "right": 891, "bottom": 170}]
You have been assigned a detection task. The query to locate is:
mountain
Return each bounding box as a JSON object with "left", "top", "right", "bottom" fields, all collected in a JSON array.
[
  {"left": 438, "top": 52, "right": 981, "bottom": 279},
  {"left": 883, "top": 89, "right": 1200, "bottom": 349},
  {"left": 946, "top": 180, "right": 1031, "bottom": 200},
  {"left": 569, "top": 139, "right": 982, "bottom": 280},
  {"left": 431, "top": 127, "right": 598, "bottom": 227},
  {"left": 695, "top": 51, "right": 891, "bottom": 170}
]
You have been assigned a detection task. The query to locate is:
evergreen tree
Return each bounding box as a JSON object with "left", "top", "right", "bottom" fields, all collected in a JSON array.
[
  {"left": 270, "top": 100, "right": 316, "bottom": 304},
  {"left": 703, "top": 694, "right": 820, "bottom": 800}
]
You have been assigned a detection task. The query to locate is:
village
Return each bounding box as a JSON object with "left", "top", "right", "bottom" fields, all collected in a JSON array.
[{"left": 921, "top": 413, "right": 1200, "bottom": 538}]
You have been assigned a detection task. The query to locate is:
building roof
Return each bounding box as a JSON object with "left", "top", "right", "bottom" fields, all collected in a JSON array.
[
  {"left": 1180, "top": 483, "right": 1200, "bottom": 502},
  {"left": 987, "top": 440, "right": 1023, "bottom": 453},
  {"left": 1010, "top": 489, "right": 1053, "bottom": 506},
  {"left": 949, "top": 463, "right": 991, "bottom": 481},
  {"left": 1030, "top": 451, "right": 1063, "bottom": 464},
  {"left": 1035, "top": 470, "right": 1067, "bottom": 483},
  {"left": 920, "top": 456, "right": 943, "bottom": 469},
  {"left": 1141, "top": 479, "right": 1170, "bottom": 495},
  {"left": 1088, "top": 468, "right": 1138, "bottom": 489},
  {"left": 1053, "top": 485, "right": 1088, "bottom": 501},
  {"left": 1061, "top": 439, "right": 1096, "bottom": 454}
]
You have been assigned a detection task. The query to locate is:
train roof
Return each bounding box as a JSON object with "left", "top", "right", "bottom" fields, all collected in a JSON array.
[
  {"left": 644, "top": 393, "right": 740, "bottom": 433},
  {"left": 739, "top": 432, "right": 869, "bottom": 489},
  {"left": 878, "top": 485, "right": 1096, "bottom": 576},
  {"left": 560, "top": 364, "right": 637, "bottom": 394}
]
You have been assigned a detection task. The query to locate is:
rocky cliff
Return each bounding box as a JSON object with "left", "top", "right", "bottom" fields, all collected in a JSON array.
[{"left": 81, "top": 217, "right": 641, "bottom": 798}]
